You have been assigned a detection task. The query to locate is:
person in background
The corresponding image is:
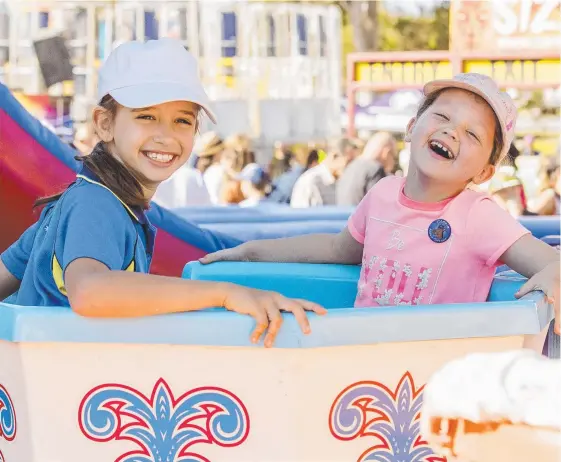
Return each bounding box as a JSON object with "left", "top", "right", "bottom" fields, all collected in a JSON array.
[
  {"left": 152, "top": 164, "right": 211, "bottom": 208},
  {"left": 269, "top": 142, "right": 294, "bottom": 180},
  {"left": 220, "top": 179, "right": 245, "bottom": 205},
  {"left": 336, "top": 131, "right": 397, "bottom": 206},
  {"left": 237, "top": 163, "right": 272, "bottom": 207},
  {"left": 268, "top": 148, "right": 304, "bottom": 205},
  {"left": 305, "top": 149, "right": 320, "bottom": 170},
  {"left": 152, "top": 133, "right": 216, "bottom": 208},
  {"left": 490, "top": 143, "right": 532, "bottom": 214},
  {"left": 225, "top": 133, "right": 255, "bottom": 170},
  {"left": 333, "top": 136, "right": 364, "bottom": 163},
  {"left": 530, "top": 157, "right": 560, "bottom": 215},
  {"left": 202, "top": 134, "right": 239, "bottom": 205},
  {"left": 216, "top": 134, "right": 255, "bottom": 205},
  {"left": 398, "top": 142, "right": 411, "bottom": 176},
  {"left": 521, "top": 134, "right": 540, "bottom": 156},
  {"left": 290, "top": 139, "right": 352, "bottom": 208},
  {"left": 488, "top": 170, "right": 537, "bottom": 217},
  {"left": 189, "top": 132, "right": 224, "bottom": 176},
  {"left": 504, "top": 141, "right": 521, "bottom": 167},
  {"left": 73, "top": 124, "right": 99, "bottom": 155}
]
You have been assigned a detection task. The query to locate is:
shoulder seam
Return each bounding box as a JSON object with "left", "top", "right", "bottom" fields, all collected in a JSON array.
[{"left": 59, "top": 180, "right": 135, "bottom": 221}]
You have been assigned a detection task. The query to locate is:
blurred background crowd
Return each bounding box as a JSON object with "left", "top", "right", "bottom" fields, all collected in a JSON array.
[
  {"left": 1, "top": 0, "right": 559, "bottom": 217},
  {"left": 144, "top": 128, "right": 560, "bottom": 219}
]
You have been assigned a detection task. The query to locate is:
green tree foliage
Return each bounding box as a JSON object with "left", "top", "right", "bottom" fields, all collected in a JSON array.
[
  {"left": 377, "top": 4, "right": 449, "bottom": 51},
  {"left": 260, "top": 0, "right": 450, "bottom": 52}
]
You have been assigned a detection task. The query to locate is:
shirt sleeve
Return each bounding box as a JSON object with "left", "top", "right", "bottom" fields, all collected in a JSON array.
[
  {"left": 467, "top": 197, "right": 531, "bottom": 267},
  {"left": 347, "top": 184, "right": 379, "bottom": 245},
  {"left": 290, "top": 178, "right": 311, "bottom": 208},
  {"left": 308, "top": 182, "right": 324, "bottom": 207},
  {"left": 55, "top": 185, "right": 135, "bottom": 274},
  {"left": 0, "top": 217, "right": 42, "bottom": 280}
]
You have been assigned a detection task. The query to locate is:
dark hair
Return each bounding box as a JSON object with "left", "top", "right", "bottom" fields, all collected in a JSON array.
[
  {"left": 253, "top": 171, "right": 271, "bottom": 194},
  {"left": 269, "top": 149, "right": 293, "bottom": 179},
  {"left": 195, "top": 155, "right": 214, "bottom": 174},
  {"left": 305, "top": 149, "right": 320, "bottom": 170},
  {"left": 35, "top": 95, "right": 150, "bottom": 209},
  {"left": 416, "top": 88, "right": 504, "bottom": 166},
  {"left": 505, "top": 143, "right": 520, "bottom": 169}
]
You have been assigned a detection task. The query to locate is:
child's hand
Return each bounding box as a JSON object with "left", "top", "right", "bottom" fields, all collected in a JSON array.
[
  {"left": 222, "top": 285, "right": 327, "bottom": 347},
  {"left": 200, "top": 245, "right": 250, "bottom": 264},
  {"left": 515, "top": 261, "right": 560, "bottom": 335}
]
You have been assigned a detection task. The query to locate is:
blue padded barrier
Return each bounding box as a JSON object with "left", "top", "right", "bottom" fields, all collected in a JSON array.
[
  {"left": 0, "top": 263, "right": 552, "bottom": 349},
  {"left": 172, "top": 206, "right": 355, "bottom": 224},
  {"left": 541, "top": 234, "right": 560, "bottom": 247},
  {"left": 185, "top": 262, "right": 536, "bottom": 306},
  {"left": 182, "top": 261, "right": 554, "bottom": 348},
  {"left": 519, "top": 216, "right": 560, "bottom": 239},
  {"left": 200, "top": 220, "right": 347, "bottom": 241},
  {"left": 184, "top": 262, "right": 360, "bottom": 309}
]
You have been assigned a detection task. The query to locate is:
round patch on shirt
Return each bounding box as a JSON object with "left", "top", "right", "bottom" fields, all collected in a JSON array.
[{"left": 428, "top": 219, "right": 451, "bottom": 243}]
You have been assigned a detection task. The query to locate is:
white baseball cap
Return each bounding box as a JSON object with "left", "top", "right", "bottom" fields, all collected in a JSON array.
[
  {"left": 97, "top": 38, "right": 217, "bottom": 124},
  {"left": 424, "top": 73, "right": 517, "bottom": 161}
]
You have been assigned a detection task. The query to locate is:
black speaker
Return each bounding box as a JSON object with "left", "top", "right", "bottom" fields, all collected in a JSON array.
[{"left": 33, "top": 35, "right": 73, "bottom": 88}]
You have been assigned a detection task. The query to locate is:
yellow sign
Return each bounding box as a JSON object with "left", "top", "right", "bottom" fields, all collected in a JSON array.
[
  {"left": 355, "top": 61, "right": 452, "bottom": 86},
  {"left": 463, "top": 59, "right": 560, "bottom": 86},
  {"left": 355, "top": 58, "right": 560, "bottom": 88}
]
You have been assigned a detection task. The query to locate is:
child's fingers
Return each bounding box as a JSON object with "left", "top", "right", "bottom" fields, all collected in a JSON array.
[
  {"left": 279, "top": 298, "right": 311, "bottom": 334},
  {"left": 250, "top": 310, "right": 269, "bottom": 344},
  {"left": 515, "top": 278, "right": 559, "bottom": 334},
  {"left": 295, "top": 299, "right": 327, "bottom": 315},
  {"left": 515, "top": 277, "right": 538, "bottom": 299},
  {"left": 263, "top": 300, "right": 283, "bottom": 347},
  {"left": 546, "top": 291, "right": 560, "bottom": 335},
  {"left": 199, "top": 249, "right": 234, "bottom": 264},
  {"left": 544, "top": 291, "right": 559, "bottom": 335}
]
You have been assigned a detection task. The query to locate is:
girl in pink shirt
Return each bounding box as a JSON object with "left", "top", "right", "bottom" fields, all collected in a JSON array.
[{"left": 202, "top": 73, "right": 560, "bottom": 341}]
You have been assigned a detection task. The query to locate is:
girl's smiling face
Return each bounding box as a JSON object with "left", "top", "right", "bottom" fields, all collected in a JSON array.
[
  {"left": 94, "top": 100, "right": 199, "bottom": 197},
  {"left": 406, "top": 88, "right": 499, "bottom": 189}
]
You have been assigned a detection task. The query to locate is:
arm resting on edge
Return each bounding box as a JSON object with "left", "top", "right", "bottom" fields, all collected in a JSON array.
[
  {"left": 231, "top": 228, "right": 363, "bottom": 265},
  {"left": 65, "top": 258, "right": 234, "bottom": 318}
]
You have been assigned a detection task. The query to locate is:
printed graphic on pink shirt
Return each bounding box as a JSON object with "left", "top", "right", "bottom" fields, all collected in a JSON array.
[{"left": 356, "top": 217, "right": 453, "bottom": 307}]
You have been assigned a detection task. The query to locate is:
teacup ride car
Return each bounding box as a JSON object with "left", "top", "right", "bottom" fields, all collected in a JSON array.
[{"left": 0, "top": 258, "right": 554, "bottom": 462}]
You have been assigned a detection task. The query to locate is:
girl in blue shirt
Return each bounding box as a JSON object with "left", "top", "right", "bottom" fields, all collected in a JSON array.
[{"left": 0, "top": 39, "right": 325, "bottom": 347}]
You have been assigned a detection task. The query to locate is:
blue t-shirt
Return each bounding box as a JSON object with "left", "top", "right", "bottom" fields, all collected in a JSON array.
[
  {"left": 1, "top": 167, "right": 156, "bottom": 307},
  {"left": 267, "top": 165, "right": 304, "bottom": 204}
]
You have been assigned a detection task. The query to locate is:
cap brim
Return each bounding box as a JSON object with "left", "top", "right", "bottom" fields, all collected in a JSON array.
[
  {"left": 424, "top": 79, "right": 507, "bottom": 156},
  {"left": 109, "top": 82, "right": 217, "bottom": 124}
]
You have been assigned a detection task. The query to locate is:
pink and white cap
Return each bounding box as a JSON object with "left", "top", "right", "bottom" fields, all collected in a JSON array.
[{"left": 424, "top": 73, "right": 517, "bottom": 161}]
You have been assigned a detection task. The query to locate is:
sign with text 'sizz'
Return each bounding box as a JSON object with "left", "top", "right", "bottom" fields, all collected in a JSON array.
[{"left": 451, "top": 0, "right": 560, "bottom": 53}]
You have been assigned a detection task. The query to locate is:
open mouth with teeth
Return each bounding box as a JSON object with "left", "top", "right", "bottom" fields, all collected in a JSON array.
[
  {"left": 142, "top": 151, "right": 178, "bottom": 166},
  {"left": 429, "top": 140, "right": 455, "bottom": 160}
]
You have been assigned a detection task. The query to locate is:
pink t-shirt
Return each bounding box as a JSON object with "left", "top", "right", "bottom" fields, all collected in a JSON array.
[{"left": 348, "top": 176, "right": 530, "bottom": 308}]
